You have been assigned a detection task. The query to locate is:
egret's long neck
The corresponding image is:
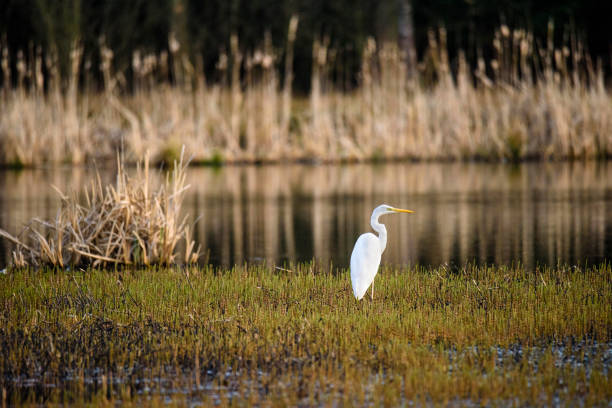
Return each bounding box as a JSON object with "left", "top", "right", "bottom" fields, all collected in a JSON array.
[{"left": 371, "top": 213, "right": 387, "bottom": 252}]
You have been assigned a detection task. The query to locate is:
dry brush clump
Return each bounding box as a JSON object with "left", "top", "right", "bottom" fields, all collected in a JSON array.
[
  {"left": 0, "top": 149, "right": 199, "bottom": 268},
  {"left": 0, "top": 22, "right": 611, "bottom": 165}
]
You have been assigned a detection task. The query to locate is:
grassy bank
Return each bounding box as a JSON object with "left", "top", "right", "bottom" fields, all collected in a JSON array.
[
  {"left": 1, "top": 27, "right": 611, "bottom": 167},
  {"left": 1, "top": 263, "right": 611, "bottom": 405}
]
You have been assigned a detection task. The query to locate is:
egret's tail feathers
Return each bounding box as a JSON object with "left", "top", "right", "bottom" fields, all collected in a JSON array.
[{"left": 352, "top": 283, "right": 368, "bottom": 300}]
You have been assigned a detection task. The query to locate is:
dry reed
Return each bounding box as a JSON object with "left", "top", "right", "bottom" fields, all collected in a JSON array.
[
  {"left": 0, "top": 23, "right": 611, "bottom": 165},
  {"left": 0, "top": 148, "right": 199, "bottom": 267}
]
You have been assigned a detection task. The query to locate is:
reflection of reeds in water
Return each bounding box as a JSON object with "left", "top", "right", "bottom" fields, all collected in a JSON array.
[
  {"left": 2, "top": 163, "right": 608, "bottom": 268},
  {"left": 174, "top": 162, "right": 612, "bottom": 268},
  {"left": 1, "top": 24, "right": 611, "bottom": 166}
]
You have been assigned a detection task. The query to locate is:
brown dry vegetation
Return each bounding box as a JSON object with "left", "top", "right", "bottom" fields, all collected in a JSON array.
[
  {"left": 1, "top": 23, "right": 610, "bottom": 167},
  {"left": 0, "top": 149, "right": 199, "bottom": 267}
]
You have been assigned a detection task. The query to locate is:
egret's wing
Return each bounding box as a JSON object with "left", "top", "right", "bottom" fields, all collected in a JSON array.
[{"left": 350, "top": 233, "right": 382, "bottom": 299}]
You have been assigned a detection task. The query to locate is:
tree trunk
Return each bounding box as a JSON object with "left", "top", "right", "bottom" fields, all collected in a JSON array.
[{"left": 398, "top": 0, "right": 417, "bottom": 79}]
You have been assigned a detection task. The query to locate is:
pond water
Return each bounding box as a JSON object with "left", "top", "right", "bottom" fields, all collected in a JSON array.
[{"left": 1, "top": 161, "right": 611, "bottom": 269}]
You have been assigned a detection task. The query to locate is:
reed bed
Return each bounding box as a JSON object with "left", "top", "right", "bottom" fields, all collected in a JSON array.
[
  {"left": 1, "top": 24, "right": 611, "bottom": 166},
  {"left": 0, "top": 263, "right": 610, "bottom": 405},
  {"left": 0, "top": 149, "right": 199, "bottom": 267}
]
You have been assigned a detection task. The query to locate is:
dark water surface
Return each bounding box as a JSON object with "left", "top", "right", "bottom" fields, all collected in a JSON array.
[{"left": 1, "top": 162, "right": 611, "bottom": 269}]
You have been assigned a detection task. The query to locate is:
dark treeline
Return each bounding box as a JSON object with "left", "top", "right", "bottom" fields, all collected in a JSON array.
[{"left": 1, "top": 0, "right": 610, "bottom": 91}]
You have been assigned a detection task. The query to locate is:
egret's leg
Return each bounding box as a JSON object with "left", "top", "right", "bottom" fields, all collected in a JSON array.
[{"left": 370, "top": 280, "right": 374, "bottom": 300}]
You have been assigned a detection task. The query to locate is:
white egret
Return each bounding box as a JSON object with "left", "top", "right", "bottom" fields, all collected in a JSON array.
[{"left": 350, "top": 204, "right": 414, "bottom": 300}]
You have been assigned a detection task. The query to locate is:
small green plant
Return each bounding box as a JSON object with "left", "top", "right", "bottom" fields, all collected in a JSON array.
[
  {"left": 370, "top": 147, "right": 385, "bottom": 163},
  {"left": 207, "top": 150, "right": 225, "bottom": 167},
  {"left": 158, "top": 140, "right": 182, "bottom": 166},
  {"left": 505, "top": 128, "right": 524, "bottom": 161}
]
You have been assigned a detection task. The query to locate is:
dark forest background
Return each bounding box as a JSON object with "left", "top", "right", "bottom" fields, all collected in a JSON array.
[{"left": 1, "top": 0, "right": 611, "bottom": 91}]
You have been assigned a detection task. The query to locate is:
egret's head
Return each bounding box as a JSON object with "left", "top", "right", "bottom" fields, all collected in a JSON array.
[{"left": 372, "top": 204, "right": 415, "bottom": 219}]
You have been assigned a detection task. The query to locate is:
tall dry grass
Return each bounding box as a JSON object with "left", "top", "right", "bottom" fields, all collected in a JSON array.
[
  {"left": 0, "top": 149, "right": 199, "bottom": 267},
  {"left": 0, "top": 22, "right": 611, "bottom": 165}
]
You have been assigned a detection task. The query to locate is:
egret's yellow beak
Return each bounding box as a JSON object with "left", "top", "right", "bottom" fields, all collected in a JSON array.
[{"left": 390, "top": 207, "right": 414, "bottom": 214}]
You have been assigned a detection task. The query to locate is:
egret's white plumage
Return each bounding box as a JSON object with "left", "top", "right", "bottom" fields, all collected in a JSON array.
[
  {"left": 350, "top": 204, "right": 414, "bottom": 300},
  {"left": 350, "top": 233, "right": 382, "bottom": 299}
]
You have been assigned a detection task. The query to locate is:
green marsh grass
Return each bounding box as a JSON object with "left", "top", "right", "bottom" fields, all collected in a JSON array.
[{"left": 1, "top": 263, "right": 610, "bottom": 405}]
